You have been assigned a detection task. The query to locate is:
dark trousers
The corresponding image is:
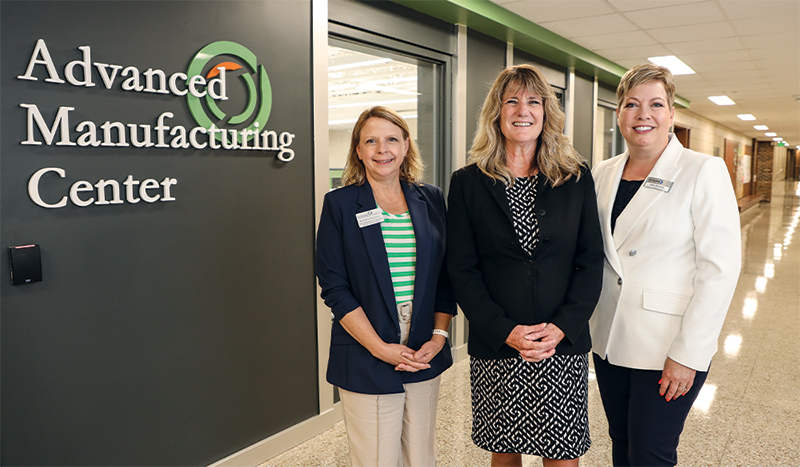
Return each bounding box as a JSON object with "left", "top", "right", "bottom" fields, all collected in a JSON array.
[{"left": 592, "top": 353, "right": 708, "bottom": 467}]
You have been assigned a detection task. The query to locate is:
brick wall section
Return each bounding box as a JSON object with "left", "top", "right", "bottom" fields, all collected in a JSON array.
[{"left": 755, "top": 141, "right": 773, "bottom": 202}]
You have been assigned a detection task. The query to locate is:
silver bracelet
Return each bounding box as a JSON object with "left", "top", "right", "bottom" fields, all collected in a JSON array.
[{"left": 432, "top": 329, "right": 449, "bottom": 339}]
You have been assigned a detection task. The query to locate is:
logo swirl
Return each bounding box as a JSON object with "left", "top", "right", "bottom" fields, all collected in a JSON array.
[{"left": 186, "top": 41, "right": 272, "bottom": 143}]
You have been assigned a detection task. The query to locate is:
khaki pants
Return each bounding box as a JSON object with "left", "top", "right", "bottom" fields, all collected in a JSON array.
[{"left": 339, "top": 375, "right": 441, "bottom": 467}]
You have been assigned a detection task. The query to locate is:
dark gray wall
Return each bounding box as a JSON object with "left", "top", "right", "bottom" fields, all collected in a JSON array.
[
  {"left": 467, "top": 31, "right": 507, "bottom": 150},
  {"left": 573, "top": 72, "right": 595, "bottom": 162},
  {"left": 1, "top": 1, "right": 317, "bottom": 465}
]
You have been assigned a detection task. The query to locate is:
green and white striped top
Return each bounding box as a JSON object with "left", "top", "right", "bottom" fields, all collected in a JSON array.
[{"left": 380, "top": 208, "right": 416, "bottom": 305}]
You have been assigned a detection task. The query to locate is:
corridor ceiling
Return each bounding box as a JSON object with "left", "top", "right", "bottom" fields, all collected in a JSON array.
[{"left": 491, "top": 0, "right": 800, "bottom": 147}]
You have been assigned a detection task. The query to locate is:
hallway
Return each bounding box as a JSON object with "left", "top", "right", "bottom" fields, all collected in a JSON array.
[{"left": 266, "top": 180, "right": 800, "bottom": 467}]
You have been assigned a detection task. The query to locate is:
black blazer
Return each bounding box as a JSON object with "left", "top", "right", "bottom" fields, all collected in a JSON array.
[
  {"left": 316, "top": 181, "right": 456, "bottom": 394},
  {"left": 446, "top": 164, "right": 604, "bottom": 359}
]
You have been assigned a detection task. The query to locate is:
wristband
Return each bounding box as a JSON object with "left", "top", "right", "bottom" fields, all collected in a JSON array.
[{"left": 432, "top": 329, "right": 449, "bottom": 339}]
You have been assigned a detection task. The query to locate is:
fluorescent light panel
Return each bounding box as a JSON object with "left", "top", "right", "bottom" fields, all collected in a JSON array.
[
  {"left": 647, "top": 56, "right": 695, "bottom": 75},
  {"left": 765, "top": 132, "right": 777, "bottom": 136},
  {"left": 737, "top": 114, "right": 757, "bottom": 121},
  {"left": 754, "top": 125, "right": 769, "bottom": 131},
  {"left": 708, "top": 96, "right": 735, "bottom": 106}
]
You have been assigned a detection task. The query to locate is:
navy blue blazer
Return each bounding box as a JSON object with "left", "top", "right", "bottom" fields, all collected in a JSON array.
[{"left": 316, "top": 180, "right": 456, "bottom": 395}]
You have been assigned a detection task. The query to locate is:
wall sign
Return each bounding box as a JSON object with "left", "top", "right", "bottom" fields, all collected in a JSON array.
[{"left": 17, "top": 39, "right": 297, "bottom": 209}]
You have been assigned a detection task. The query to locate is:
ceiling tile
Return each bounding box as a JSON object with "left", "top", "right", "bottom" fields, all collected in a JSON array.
[
  {"left": 570, "top": 30, "right": 658, "bottom": 51},
  {"left": 720, "top": 0, "right": 800, "bottom": 20},
  {"left": 593, "top": 44, "right": 673, "bottom": 61},
  {"left": 538, "top": 13, "right": 639, "bottom": 38},
  {"left": 665, "top": 37, "right": 746, "bottom": 55},
  {"left": 622, "top": 2, "right": 726, "bottom": 29},
  {"left": 498, "top": 0, "right": 615, "bottom": 22},
  {"left": 678, "top": 49, "right": 753, "bottom": 65},
  {"left": 647, "top": 21, "right": 737, "bottom": 43},
  {"left": 607, "top": 0, "right": 703, "bottom": 12}
]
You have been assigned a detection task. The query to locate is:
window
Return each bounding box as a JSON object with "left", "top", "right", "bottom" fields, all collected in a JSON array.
[
  {"left": 327, "top": 37, "right": 448, "bottom": 189},
  {"left": 595, "top": 102, "right": 623, "bottom": 164}
]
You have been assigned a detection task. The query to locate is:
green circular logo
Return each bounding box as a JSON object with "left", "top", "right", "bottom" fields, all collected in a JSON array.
[{"left": 186, "top": 41, "right": 272, "bottom": 143}]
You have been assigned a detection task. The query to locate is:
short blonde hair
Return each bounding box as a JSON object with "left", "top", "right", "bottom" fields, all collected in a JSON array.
[
  {"left": 616, "top": 64, "right": 676, "bottom": 110},
  {"left": 341, "top": 106, "right": 424, "bottom": 186},
  {"left": 470, "top": 64, "right": 584, "bottom": 187}
]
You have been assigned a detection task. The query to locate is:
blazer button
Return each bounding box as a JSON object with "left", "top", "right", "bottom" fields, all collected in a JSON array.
[
  {"left": 617, "top": 278, "right": 623, "bottom": 286},
  {"left": 629, "top": 249, "right": 637, "bottom": 256},
  {"left": 537, "top": 209, "right": 546, "bottom": 216}
]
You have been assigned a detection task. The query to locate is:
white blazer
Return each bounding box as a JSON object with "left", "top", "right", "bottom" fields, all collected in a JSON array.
[{"left": 590, "top": 135, "right": 741, "bottom": 372}]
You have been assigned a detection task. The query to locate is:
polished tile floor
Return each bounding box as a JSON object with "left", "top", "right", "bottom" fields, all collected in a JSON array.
[{"left": 265, "top": 179, "right": 800, "bottom": 467}]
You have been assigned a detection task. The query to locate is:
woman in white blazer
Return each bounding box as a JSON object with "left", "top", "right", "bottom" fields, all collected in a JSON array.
[{"left": 590, "top": 64, "right": 741, "bottom": 467}]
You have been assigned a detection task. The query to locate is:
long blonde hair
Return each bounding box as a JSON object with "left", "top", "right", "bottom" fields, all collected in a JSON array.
[
  {"left": 341, "top": 106, "right": 424, "bottom": 186},
  {"left": 470, "top": 64, "right": 585, "bottom": 187}
]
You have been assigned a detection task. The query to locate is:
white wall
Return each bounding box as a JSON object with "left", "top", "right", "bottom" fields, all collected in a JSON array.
[{"left": 674, "top": 109, "right": 751, "bottom": 157}]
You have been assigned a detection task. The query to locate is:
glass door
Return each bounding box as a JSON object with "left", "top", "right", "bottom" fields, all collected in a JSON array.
[{"left": 327, "top": 37, "right": 447, "bottom": 189}]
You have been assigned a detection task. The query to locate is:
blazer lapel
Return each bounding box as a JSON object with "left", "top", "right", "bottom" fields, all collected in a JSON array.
[
  {"left": 480, "top": 171, "right": 514, "bottom": 226},
  {"left": 402, "top": 183, "right": 431, "bottom": 320},
  {"left": 356, "top": 183, "right": 400, "bottom": 327},
  {"left": 612, "top": 136, "right": 685, "bottom": 248},
  {"left": 597, "top": 154, "right": 627, "bottom": 277}
]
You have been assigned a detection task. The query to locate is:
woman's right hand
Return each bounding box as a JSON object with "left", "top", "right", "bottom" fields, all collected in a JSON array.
[
  {"left": 373, "top": 343, "right": 431, "bottom": 372},
  {"left": 506, "top": 323, "right": 557, "bottom": 362}
]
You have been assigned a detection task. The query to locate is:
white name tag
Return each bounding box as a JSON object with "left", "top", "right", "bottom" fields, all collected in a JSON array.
[
  {"left": 356, "top": 207, "right": 383, "bottom": 228},
  {"left": 644, "top": 177, "right": 674, "bottom": 193}
]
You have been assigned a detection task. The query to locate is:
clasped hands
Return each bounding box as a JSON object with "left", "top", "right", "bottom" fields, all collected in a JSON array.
[
  {"left": 375, "top": 335, "right": 448, "bottom": 373},
  {"left": 506, "top": 323, "right": 564, "bottom": 362}
]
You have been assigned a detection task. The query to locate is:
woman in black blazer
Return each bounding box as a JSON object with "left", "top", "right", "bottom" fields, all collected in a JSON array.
[
  {"left": 447, "top": 65, "right": 604, "bottom": 467},
  {"left": 316, "top": 106, "right": 456, "bottom": 467}
]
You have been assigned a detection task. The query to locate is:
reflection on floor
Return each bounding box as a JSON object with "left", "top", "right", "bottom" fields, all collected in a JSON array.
[{"left": 264, "top": 180, "right": 800, "bottom": 467}]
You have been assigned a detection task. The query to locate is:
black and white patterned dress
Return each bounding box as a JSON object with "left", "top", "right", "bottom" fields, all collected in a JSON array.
[{"left": 470, "top": 175, "right": 591, "bottom": 460}]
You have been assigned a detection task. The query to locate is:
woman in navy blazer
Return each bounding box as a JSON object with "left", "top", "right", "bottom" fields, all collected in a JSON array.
[{"left": 316, "top": 106, "right": 456, "bottom": 467}]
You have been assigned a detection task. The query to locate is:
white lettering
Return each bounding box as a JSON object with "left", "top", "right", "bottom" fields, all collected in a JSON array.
[
  {"left": 65, "top": 45, "right": 95, "bottom": 87},
  {"left": 29, "top": 168, "right": 177, "bottom": 208},
  {"left": 100, "top": 121, "right": 129, "bottom": 147},
  {"left": 20, "top": 104, "right": 76, "bottom": 146},
  {"left": 70, "top": 180, "right": 95, "bottom": 206},
  {"left": 139, "top": 179, "right": 161, "bottom": 202},
  {"left": 29, "top": 167, "right": 68, "bottom": 208},
  {"left": 169, "top": 72, "right": 188, "bottom": 96},
  {"left": 123, "top": 175, "right": 140, "bottom": 203},
  {"left": 93, "top": 62, "right": 123, "bottom": 89},
  {"left": 160, "top": 178, "right": 177, "bottom": 201},
  {"left": 76, "top": 121, "right": 101, "bottom": 147},
  {"left": 120, "top": 66, "right": 143, "bottom": 91},
  {"left": 155, "top": 112, "right": 173, "bottom": 148},
  {"left": 17, "top": 39, "right": 65, "bottom": 83},
  {"left": 189, "top": 126, "right": 208, "bottom": 149},
  {"left": 278, "top": 132, "right": 296, "bottom": 162},
  {"left": 94, "top": 179, "right": 124, "bottom": 205},
  {"left": 188, "top": 75, "right": 206, "bottom": 98},
  {"left": 143, "top": 68, "right": 169, "bottom": 94},
  {"left": 207, "top": 67, "right": 227, "bottom": 100}
]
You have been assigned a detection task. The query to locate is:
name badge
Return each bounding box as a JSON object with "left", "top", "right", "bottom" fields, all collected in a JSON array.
[
  {"left": 356, "top": 207, "right": 383, "bottom": 228},
  {"left": 644, "top": 177, "right": 674, "bottom": 193}
]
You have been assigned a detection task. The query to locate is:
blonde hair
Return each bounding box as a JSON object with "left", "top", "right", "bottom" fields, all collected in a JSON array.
[
  {"left": 469, "top": 64, "right": 585, "bottom": 187},
  {"left": 616, "top": 64, "right": 676, "bottom": 110},
  {"left": 341, "top": 106, "right": 424, "bottom": 186}
]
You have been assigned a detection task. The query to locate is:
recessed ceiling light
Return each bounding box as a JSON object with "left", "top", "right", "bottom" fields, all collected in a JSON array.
[
  {"left": 708, "top": 96, "right": 735, "bottom": 106},
  {"left": 773, "top": 137, "right": 783, "bottom": 141},
  {"left": 737, "top": 114, "right": 757, "bottom": 121},
  {"left": 647, "top": 56, "right": 695, "bottom": 75},
  {"left": 754, "top": 125, "right": 769, "bottom": 131},
  {"left": 765, "top": 132, "right": 777, "bottom": 136}
]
